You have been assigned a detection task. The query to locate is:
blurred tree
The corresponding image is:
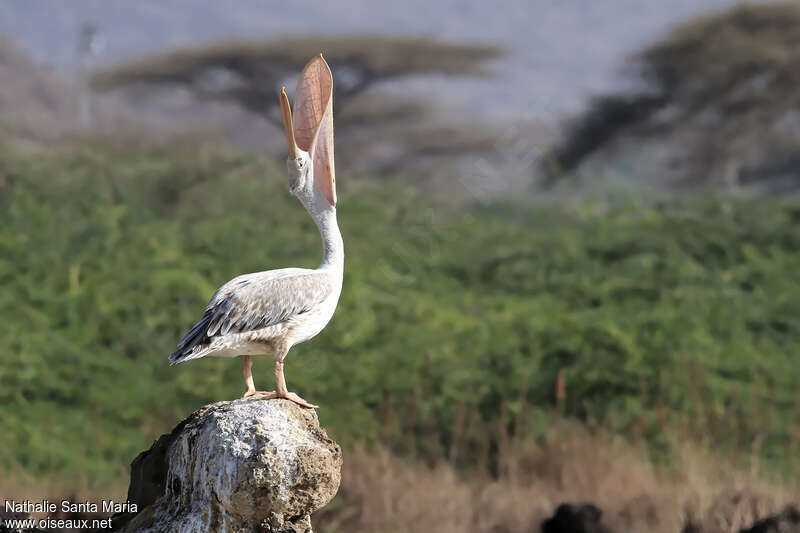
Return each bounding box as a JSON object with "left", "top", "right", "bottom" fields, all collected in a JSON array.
[
  {"left": 91, "top": 36, "right": 505, "bottom": 177},
  {"left": 91, "top": 35, "right": 503, "bottom": 128},
  {"left": 543, "top": 2, "right": 800, "bottom": 192}
]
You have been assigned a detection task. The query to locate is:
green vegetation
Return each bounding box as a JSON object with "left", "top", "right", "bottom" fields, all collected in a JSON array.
[{"left": 1, "top": 142, "right": 799, "bottom": 487}]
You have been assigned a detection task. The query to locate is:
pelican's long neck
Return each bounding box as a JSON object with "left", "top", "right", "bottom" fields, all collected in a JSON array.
[{"left": 310, "top": 205, "right": 344, "bottom": 272}]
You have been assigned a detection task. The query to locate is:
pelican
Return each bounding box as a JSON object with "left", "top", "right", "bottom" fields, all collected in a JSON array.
[{"left": 168, "top": 55, "right": 341, "bottom": 409}]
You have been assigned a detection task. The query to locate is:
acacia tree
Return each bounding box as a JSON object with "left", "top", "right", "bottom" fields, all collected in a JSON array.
[{"left": 91, "top": 35, "right": 504, "bottom": 130}]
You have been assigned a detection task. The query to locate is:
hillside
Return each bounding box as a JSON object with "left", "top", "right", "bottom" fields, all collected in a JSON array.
[
  {"left": 548, "top": 2, "right": 800, "bottom": 192},
  {"left": 2, "top": 140, "right": 800, "bottom": 487}
]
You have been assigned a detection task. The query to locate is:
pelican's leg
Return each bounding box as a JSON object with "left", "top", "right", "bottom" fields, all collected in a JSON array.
[
  {"left": 274, "top": 357, "right": 318, "bottom": 409},
  {"left": 242, "top": 355, "right": 277, "bottom": 399},
  {"left": 243, "top": 355, "right": 256, "bottom": 395}
]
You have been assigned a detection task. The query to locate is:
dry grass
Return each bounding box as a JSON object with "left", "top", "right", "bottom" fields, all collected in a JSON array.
[
  {"left": 317, "top": 424, "right": 798, "bottom": 533},
  {"left": 0, "top": 456, "right": 128, "bottom": 503},
  {"left": 0, "top": 474, "right": 126, "bottom": 524},
  {"left": 1, "top": 422, "right": 796, "bottom": 532}
]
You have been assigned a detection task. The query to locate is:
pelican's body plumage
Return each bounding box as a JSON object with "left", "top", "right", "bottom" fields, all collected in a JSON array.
[
  {"left": 169, "top": 55, "right": 341, "bottom": 409},
  {"left": 169, "top": 267, "right": 342, "bottom": 363}
]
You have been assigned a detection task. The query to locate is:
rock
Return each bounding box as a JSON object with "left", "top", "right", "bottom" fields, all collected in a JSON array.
[
  {"left": 541, "top": 503, "right": 612, "bottom": 533},
  {"left": 117, "top": 398, "right": 342, "bottom": 533},
  {"left": 741, "top": 506, "right": 800, "bottom": 533}
]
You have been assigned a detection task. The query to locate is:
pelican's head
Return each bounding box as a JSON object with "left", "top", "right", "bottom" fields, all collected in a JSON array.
[{"left": 279, "top": 55, "right": 336, "bottom": 212}]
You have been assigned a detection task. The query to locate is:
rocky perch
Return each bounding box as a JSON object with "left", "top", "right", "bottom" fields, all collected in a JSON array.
[{"left": 115, "top": 398, "right": 342, "bottom": 533}]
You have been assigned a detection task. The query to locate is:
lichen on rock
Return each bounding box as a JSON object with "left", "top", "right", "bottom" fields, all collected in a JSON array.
[{"left": 117, "top": 398, "right": 342, "bottom": 533}]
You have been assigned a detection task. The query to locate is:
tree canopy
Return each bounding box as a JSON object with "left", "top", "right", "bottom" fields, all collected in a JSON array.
[
  {"left": 91, "top": 35, "right": 504, "bottom": 121},
  {"left": 90, "top": 35, "right": 505, "bottom": 172}
]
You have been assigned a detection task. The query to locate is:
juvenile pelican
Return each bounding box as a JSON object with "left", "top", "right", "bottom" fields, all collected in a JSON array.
[{"left": 169, "top": 55, "right": 341, "bottom": 409}]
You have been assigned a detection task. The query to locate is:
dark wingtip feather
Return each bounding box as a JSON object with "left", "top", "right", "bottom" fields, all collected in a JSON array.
[
  {"left": 168, "top": 348, "right": 187, "bottom": 365},
  {"left": 169, "top": 313, "right": 212, "bottom": 365}
]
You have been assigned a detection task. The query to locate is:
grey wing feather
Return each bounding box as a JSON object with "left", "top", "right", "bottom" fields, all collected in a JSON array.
[
  {"left": 169, "top": 271, "right": 333, "bottom": 364},
  {"left": 206, "top": 272, "right": 334, "bottom": 337}
]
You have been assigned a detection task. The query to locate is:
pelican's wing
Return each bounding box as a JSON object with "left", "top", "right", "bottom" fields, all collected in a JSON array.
[
  {"left": 169, "top": 270, "right": 334, "bottom": 364},
  {"left": 206, "top": 270, "right": 334, "bottom": 336}
]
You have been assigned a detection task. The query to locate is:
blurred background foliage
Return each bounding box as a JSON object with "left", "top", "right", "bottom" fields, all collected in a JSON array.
[{"left": 1, "top": 143, "right": 799, "bottom": 485}]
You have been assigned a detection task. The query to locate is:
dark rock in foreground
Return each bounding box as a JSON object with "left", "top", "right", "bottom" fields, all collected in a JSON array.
[
  {"left": 541, "top": 503, "right": 611, "bottom": 533},
  {"left": 741, "top": 506, "right": 800, "bottom": 533},
  {"left": 539, "top": 501, "right": 800, "bottom": 533}
]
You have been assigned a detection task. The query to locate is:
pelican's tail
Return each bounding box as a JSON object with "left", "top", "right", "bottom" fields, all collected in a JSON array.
[
  {"left": 169, "top": 313, "right": 213, "bottom": 365},
  {"left": 169, "top": 345, "right": 213, "bottom": 365}
]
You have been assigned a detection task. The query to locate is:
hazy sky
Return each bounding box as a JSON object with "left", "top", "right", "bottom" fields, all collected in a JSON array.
[{"left": 0, "top": 0, "right": 765, "bottom": 121}]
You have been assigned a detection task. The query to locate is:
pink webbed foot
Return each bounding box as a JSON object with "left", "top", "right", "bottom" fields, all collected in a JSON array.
[
  {"left": 243, "top": 389, "right": 318, "bottom": 409},
  {"left": 243, "top": 389, "right": 277, "bottom": 399},
  {"left": 279, "top": 391, "right": 318, "bottom": 410}
]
